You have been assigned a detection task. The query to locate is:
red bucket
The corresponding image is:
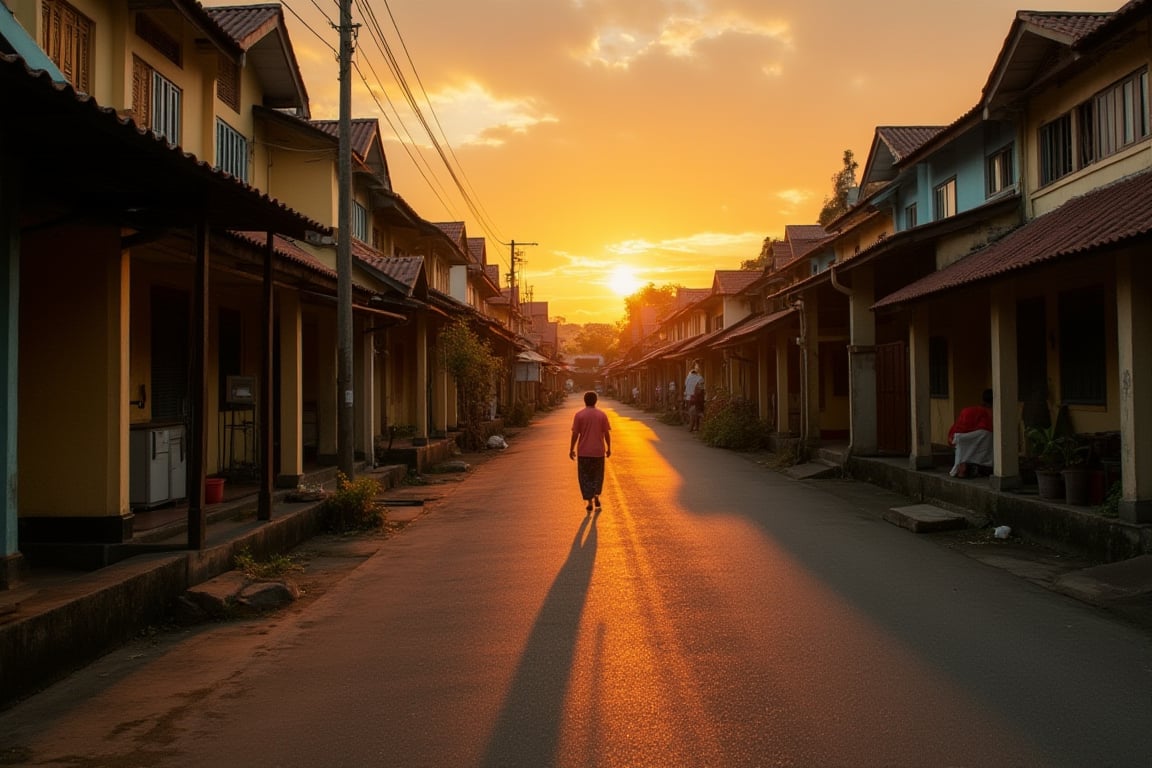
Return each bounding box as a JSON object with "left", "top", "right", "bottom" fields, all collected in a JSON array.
[{"left": 205, "top": 477, "right": 226, "bottom": 504}]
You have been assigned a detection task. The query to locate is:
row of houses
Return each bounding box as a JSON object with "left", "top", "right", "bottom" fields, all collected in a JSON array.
[
  {"left": 0, "top": 0, "right": 564, "bottom": 588},
  {"left": 605, "top": 0, "right": 1152, "bottom": 529}
]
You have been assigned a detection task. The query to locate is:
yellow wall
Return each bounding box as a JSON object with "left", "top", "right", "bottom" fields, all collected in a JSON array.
[
  {"left": 1025, "top": 36, "right": 1152, "bottom": 217},
  {"left": 265, "top": 143, "right": 338, "bottom": 227},
  {"left": 20, "top": 225, "right": 128, "bottom": 518}
]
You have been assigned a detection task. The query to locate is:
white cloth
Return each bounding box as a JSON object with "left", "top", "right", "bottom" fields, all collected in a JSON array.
[
  {"left": 684, "top": 371, "right": 703, "bottom": 401},
  {"left": 950, "top": 429, "right": 993, "bottom": 476}
]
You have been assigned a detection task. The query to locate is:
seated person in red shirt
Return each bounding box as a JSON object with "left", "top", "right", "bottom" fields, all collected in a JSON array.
[{"left": 949, "top": 389, "right": 994, "bottom": 478}]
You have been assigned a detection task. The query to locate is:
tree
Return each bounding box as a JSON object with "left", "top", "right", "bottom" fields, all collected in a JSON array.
[
  {"left": 438, "top": 318, "right": 504, "bottom": 450},
  {"left": 741, "top": 236, "right": 777, "bottom": 271},
  {"left": 623, "top": 283, "right": 678, "bottom": 322},
  {"left": 573, "top": 323, "right": 618, "bottom": 356},
  {"left": 817, "top": 149, "right": 859, "bottom": 226},
  {"left": 616, "top": 282, "right": 679, "bottom": 355}
]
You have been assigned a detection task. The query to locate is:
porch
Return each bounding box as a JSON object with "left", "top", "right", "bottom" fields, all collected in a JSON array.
[{"left": 835, "top": 449, "right": 1152, "bottom": 565}]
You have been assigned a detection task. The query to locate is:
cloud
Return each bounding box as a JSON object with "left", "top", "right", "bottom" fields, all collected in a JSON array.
[
  {"left": 373, "top": 80, "right": 557, "bottom": 148},
  {"left": 578, "top": 9, "right": 791, "bottom": 70},
  {"left": 776, "top": 188, "right": 812, "bottom": 209}
]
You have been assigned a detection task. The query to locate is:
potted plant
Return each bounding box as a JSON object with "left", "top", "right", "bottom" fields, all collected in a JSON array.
[
  {"left": 1060, "top": 438, "right": 1093, "bottom": 506},
  {"left": 1026, "top": 425, "right": 1068, "bottom": 501}
]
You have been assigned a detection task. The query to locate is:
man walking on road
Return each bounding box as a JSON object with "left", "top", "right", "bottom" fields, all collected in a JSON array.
[{"left": 569, "top": 390, "right": 611, "bottom": 513}]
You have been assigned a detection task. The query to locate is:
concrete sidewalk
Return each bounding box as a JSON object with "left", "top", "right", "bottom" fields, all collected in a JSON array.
[{"left": 0, "top": 462, "right": 409, "bottom": 709}]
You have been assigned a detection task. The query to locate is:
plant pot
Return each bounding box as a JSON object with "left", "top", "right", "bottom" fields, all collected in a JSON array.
[
  {"left": 1062, "top": 468, "right": 1091, "bottom": 506},
  {"left": 1036, "top": 469, "right": 1065, "bottom": 501},
  {"left": 205, "top": 477, "right": 226, "bottom": 504}
]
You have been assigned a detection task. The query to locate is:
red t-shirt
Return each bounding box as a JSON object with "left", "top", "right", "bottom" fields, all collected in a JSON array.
[
  {"left": 572, "top": 407, "right": 611, "bottom": 457},
  {"left": 948, "top": 405, "right": 992, "bottom": 445}
]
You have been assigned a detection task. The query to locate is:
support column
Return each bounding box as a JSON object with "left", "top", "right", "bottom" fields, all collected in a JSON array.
[
  {"left": 0, "top": 139, "right": 21, "bottom": 588},
  {"left": 432, "top": 334, "right": 448, "bottom": 436},
  {"left": 908, "top": 305, "right": 933, "bottom": 469},
  {"left": 775, "top": 328, "right": 791, "bottom": 434},
  {"left": 1117, "top": 252, "right": 1152, "bottom": 522},
  {"left": 278, "top": 291, "right": 303, "bottom": 487},
  {"left": 801, "top": 294, "right": 820, "bottom": 448},
  {"left": 188, "top": 222, "right": 209, "bottom": 549},
  {"left": 414, "top": 313, "right": 429, "bottom": 445},
  {"left": 316, "top": 310, "right": 338, "bottom": 463},
  {"left": 361, "top": 323, "right": 376, "bottom": 465},
  {"left": 848, "top": 269, "right": 878, "bottom": 455},
  {"left": 990, "top": 283, "right": 1020, "bottom": 491},
  {"left": 758, "top": 337, "right": 771, "bottom": 424}
]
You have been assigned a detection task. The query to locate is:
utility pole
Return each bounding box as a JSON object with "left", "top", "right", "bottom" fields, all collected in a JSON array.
[
  {"left": 508, "top": 240, "right": 536, "bottom": 333},
  {"left": 336, "top": 0, "right": 356, "bottom": 478}
]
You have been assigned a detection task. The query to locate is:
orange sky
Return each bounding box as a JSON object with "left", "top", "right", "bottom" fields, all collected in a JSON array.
[{"left": 229, "top": 0, "right": 1125, "bottom": 324}]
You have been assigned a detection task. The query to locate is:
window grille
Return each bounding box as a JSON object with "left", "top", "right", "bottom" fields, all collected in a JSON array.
[{"left": 215, "top": 119, "right": 248, "bottom": 182}]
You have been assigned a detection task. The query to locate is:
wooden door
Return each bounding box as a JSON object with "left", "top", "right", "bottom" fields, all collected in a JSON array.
[{"left": 877, "top": 341, "right": 910, "bottom": 455}]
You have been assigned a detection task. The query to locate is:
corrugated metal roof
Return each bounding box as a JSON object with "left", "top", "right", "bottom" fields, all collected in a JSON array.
[{"left": 874, "top": 169, "right": 1152, "bottom": 310}]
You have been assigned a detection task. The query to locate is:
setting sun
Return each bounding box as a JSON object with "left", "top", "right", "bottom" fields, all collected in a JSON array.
[{"left": 608, "top": 265, "right": 642, "bottom": 296}]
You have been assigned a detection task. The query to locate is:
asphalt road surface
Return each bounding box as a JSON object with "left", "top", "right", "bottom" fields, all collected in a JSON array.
[{"left": 3, "top": 400, "right": 1152, "bottom": 768}]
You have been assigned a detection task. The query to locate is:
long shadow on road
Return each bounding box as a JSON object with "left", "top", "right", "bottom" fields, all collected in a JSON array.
[{"left": 480, "top": 512, "right": 598, "bottom": 768}]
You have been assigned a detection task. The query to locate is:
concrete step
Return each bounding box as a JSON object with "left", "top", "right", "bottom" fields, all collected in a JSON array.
[
  {"left": 884, "top": 503, "right": 969, "bottom": 533},
  {"left": 783, "top": 460, "right": 841, "bottom": 480}
]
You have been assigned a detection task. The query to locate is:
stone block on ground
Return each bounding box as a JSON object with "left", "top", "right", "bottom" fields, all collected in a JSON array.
[
  {"left": 885, "top": 504, "right": 969, "bottom": 533},
  {"left": 237, "top": 580, "right": 300, "bottom": 612}
]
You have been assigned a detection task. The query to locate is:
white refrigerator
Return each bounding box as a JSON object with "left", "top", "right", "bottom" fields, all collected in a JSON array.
[{"left": 130, "top": 426, "right": 187, "bottom": 509}]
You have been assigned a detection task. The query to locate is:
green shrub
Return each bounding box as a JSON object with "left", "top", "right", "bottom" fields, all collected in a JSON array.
[
  {"left": 657, "top": 409, "right": 684, "bottom": 426},
  {"left": 507, "top": 399, "right": 532, "bottom": 427},
  {"left": 698, "top": 389, "right": 768, "bottom": 450},
  {"left": 322, "top": 472, "right": 385, "bottom": 532},
  {"left": 234, "top": 547, "right": 302, "bottom": 580}
]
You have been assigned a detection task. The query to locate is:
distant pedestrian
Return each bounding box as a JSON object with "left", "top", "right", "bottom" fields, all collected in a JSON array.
[
  {"left": 569, "top": 390, "right": 611, "bottom": 513},
  {"left": 685, "top": 364, "right": 705, "bottom": 431}
]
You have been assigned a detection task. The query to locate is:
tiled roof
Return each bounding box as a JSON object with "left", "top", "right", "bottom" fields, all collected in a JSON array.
[
  {"left": 230, "top": 232, "right": 336, "bottom": 278},
  {"left": 467, "top": 237, "right": 486, "bottom": 264},
  {"left": 1078, "top": 0, "right": 1151, "bottom": 47},
  {"left": 714, "top": 270, "right": 762, "bottom": 295},
  {"left": 1017, "top": 11, "right": 1111, "bottom": 42},
  {"left": 714, "top": 308, "right": 797, "bottom": 348},
  {"left": 785, "top": 224, "right": 829, "bottom": 243},
  {"left": 309, "top": 119, "right": 378, "bottom": 159},
  {"left": 369, "top": 255, "right": 425, "bottom": 293},
  {"left": 874, "top": 169, "right": 1152, "bottom": 310},
  {"left": 485, "top": 264, "right": 501, "bottom": 287},
  {"left": 676, "top": 288, "right": 711, "bottom": 307},
  {"left": 435, "top": 221, "right": 466, "bottom": 244},
  {"left": 204, "top": 4, "right": 279, "bottom": 45},
  {"left": 875, "top": 127, "right": 947, "bottom": 163}
]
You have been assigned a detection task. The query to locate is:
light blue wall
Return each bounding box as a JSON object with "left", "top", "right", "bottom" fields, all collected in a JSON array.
[{"left": 888, "top": 120, "right": 1017, "bottom": 233}]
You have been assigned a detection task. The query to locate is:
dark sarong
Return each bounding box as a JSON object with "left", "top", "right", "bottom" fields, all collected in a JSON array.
[{"left": 577, "top": 456, "right": 605, "bottom": 500}]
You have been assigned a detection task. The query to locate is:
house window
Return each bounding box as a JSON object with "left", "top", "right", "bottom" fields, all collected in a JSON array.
[
  {"left": 217, "top": 54, "right": 241, "bottom": 113},
  {"left": 1039, "top": 114, "right": 1074, "bottom": 185},
  {"left": 215, "top": 119, "right": 248, "bottom": 182},
  {"left": 905, "top": 203, "right": 917, "bottom": 229},
  {"left": 133, "top": 56, "right": 181, "bottom": 144},
  {"left": 1058, "top": 287, "right": 1106, "bottom": 405},
  {"left": 929, "top": 337, "right": 948, "bottom": 398},
  {"left": 1016, "top": 297, "right": 1048, "bottom": 407},
  {"left": 41, "top": 0, "right": 93, "bottom": 93},
  {"left": 986, "top": 145, "right": 1015, "bottom": 197},
  {"left": 1080, "top": 68, "right": 1150, "bottom": 165},
  {"left": 352, "top": 202, "right": 368, "bottom": 242},
  {"left": 934, "top": 178, "right": 957, "bottom": 220}
]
